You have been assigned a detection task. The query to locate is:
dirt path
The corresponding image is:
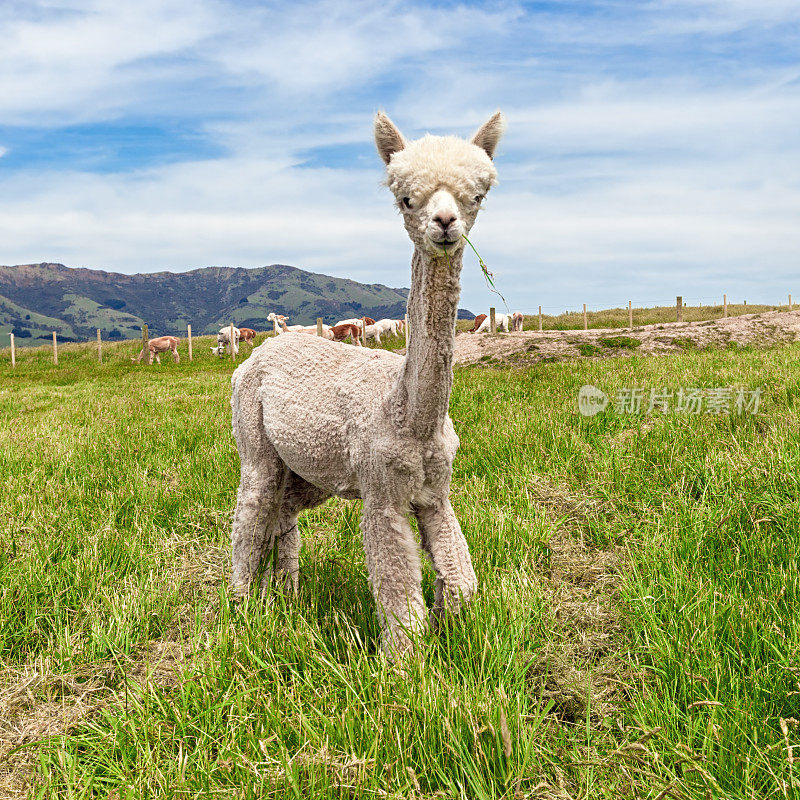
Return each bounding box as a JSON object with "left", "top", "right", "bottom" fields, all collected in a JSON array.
[{"left": 453, "top": 309, "right": 800, "bottom": 365}]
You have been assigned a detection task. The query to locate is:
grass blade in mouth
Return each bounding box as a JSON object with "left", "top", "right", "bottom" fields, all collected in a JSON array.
[{"left": 461, "top": 234, "right": 510, "bottom": 313}]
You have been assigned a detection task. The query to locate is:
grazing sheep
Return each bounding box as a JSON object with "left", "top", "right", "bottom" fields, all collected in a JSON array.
[
  {"left": 229, "top": 110, "right": 505, "bottom": 655},
  {"left": 134, "top": 335, "right": 180, "bottom": 364}
]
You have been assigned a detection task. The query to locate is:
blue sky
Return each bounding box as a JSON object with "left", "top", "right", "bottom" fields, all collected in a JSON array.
[{"left": 1, "top": 0, "right": 798, "bottom": 314}]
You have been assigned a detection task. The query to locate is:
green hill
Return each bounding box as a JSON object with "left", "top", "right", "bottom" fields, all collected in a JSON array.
[{"left": 0, "top": 262, "right": 472, "bottom": 346}]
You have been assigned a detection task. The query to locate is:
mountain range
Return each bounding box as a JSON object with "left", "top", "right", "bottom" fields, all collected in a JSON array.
[{"left": 0, "top": 262, "right": 473, "bottom": 346}]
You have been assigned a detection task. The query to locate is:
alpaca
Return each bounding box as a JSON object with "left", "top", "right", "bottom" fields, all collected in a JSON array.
[
  {"left": 239, "top": 327, "right": 258, "bottom": 346},
  {"left": 134, "top": 335, "right": 180, "bottom": 364},
  {"left": 363, "top": 323, "right": 382, "bottom": 344},
  {"left": 335, "top": 317, "right": 376, "bottom": 329},
  {"left": 468, "top": 314, "right": 487, "bottom": 333},
  {"left": 267, "top": 312, "right": 296, "bottom": 334},
  {"left": 329, "top": 323, "right": 363, "bottom": 344},
  {"left": 511, "top": 312, "right": 524, "bottom": 332},
  {"left": 474, "top": 312, "right": 510, "bottom": 333},
  {"left": 214, "top": 326, "right": 240, "bottom": 357},
  {"left": 229, "top": 110, "right": 505, "bottom": 655},
  {"left": 278, "top": 319, "right": 332, "bottom": 338},
  {"left": 374, "top": 319, "right": 398, "bottom": 337}
]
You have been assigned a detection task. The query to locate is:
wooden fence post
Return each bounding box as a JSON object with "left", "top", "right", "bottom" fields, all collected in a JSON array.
[
  {"left": 628, "top": 301, "right": 633, "bottom": 330},
  {"left": 141, "top": 324, "right": 149, "bottom": 364},
  {"left": 9, "top": 333, "right": 15, "bottom": 368},
  {"left": 362, "top": 317, "right": 367, "bottom": 346},
  {"left": 97, "top": 328, "right": 102, "bottom": 363},
  {"left": 583, "top": 303, "right": 588, "bottom": 330},
  {"left": 538, "top": 305, "right": 543, "bottom": 332},
  {"left": 53, "top": 331, "right": 58, "bottom": 365},
  {"left": 723, "top": 294, "right": 728, "bottom": 318},
  {"left": 790, "top": 294, "right": 793, "bottom": 311},
  {"left": 273, "top": 317, "right": 278, "bottom": 336},
  {"left": 676, "top": 296, "right": 682, "bottom": 323},
  {"left": 230, "top": 323, "right": 236, "bottom": 361},
  {"left": 489, "top": 307, "right": 496, "bottom": 334},
  {"left": 187, "top": 324, "right": 193, "bottom": 361},
  {"left": 317, "top": 317, "right": 323, "bottom": 337}
]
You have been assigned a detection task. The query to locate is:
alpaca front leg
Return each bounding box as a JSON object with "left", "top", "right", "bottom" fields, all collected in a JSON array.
[
  {"left": 230, "top": 464, "right": 287, "bottom": 598},
  {"left": 416, "top": 498, "right": 477, "bottom": 619},
  {"left": 361, "top": 499, "right": 425, "bottom": 656}
]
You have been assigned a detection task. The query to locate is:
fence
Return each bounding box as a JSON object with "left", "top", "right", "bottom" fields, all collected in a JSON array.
[{"left": 3, "top": 293, "right": 796, "bottom": 366}]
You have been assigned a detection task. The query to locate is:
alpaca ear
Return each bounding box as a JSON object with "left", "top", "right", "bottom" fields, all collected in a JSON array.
[
  {"left": 374, "top": 111, "right": 406, "bottom": 165},
  {"left": 471, "top": 111, "right": 506, "bottom": 159}
]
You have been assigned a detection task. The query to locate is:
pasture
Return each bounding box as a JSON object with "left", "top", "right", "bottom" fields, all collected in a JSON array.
[{"left": 0, "top": 336, "right": 798, "bottom": 798}]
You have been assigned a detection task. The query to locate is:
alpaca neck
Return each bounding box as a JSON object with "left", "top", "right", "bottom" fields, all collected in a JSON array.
[{"left": 393, "top": 247, "right": 461, "bottom": 439}]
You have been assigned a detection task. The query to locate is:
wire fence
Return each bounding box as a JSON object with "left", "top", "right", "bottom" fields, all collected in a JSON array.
[{"left": 2, "top": 293, "right": 795, "bottom": 366}]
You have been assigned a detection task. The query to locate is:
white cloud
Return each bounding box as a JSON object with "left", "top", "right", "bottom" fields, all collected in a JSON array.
[{"left": 1, "top": 0, "right": 799, "bottom": 314}]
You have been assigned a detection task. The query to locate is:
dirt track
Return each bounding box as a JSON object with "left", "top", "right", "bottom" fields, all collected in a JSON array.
[{"left": 453, "top": 309, "right": 800, "bottom": 365}]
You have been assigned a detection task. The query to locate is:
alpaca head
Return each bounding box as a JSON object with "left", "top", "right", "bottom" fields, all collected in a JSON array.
[{"left": 375, "top": 111, "right": 505, "bottom": 258}]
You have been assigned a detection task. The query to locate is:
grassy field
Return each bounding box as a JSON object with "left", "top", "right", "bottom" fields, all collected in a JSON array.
[{"left": 0, "top": 336, "right": 798, "bottom": 799}]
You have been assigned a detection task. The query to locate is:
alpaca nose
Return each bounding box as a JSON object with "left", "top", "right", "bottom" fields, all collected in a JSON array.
[{"left": 434, "top": 211, "right": 456, "bottom": 230}]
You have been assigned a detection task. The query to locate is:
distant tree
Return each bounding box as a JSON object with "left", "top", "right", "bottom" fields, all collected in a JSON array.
[
  {"left": 11, "top": 327, "right": 31, "bottom": 338},
  {"left": 25, "top": 314, "right": 30, "bottom": 320},
  {"left": 239, "top": 297, "right": 249, "bottom": 304},
  {"left": 267, "top": 290, "right": 283, "bottom": 300},
  {"left": 108, "top": 329, "right": 123, "bottom": 339},
  {"left": 105, "top": 299, "right": 126, "bottom": 310}
]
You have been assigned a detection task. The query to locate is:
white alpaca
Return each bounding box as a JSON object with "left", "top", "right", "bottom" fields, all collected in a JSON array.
[
  {"left": 267, "top": 312, "right": 299, "bottom": 334},
  {"left": 229, "top": 111, "right": 505, "bottom": 655},
  {"left": 213, "top": 326, "right": 240, "bottom": 357},
  {"left": 474, "top": 312, "right": 510, "bottom": 333},
  {"left": 511, "top": 311, "right": 524, "bottom": 332},
  {"left": 374, "top": 319, "right": 398, "bottom": 337},
  {"left": 278, "top": 319, "right": 333, "bottom": 338}
]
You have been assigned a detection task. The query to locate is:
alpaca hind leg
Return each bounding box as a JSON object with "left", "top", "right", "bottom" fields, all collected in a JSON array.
[
  {"left": 361, "top": 498, "right": 425, "bottom": 656},
  {"left": 415, "top": 498, "right": 477, "bottom": 620},
  {"left": 261, "top": 472, "right": 330, "bottom": 596},
  {"left": 230, "top": 451, "right": 287, "bottom": 598},
  {"left": 230, "top": 376, "right": 288, "bottom": 598}
]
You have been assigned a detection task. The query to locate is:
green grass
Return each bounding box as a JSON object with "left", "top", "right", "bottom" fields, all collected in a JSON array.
[
  {"left": 1, "top": 338, "right": 799, "bottom": 798},
  {"left": 597, "top": 336, "right": 642, "bottom": 350}
]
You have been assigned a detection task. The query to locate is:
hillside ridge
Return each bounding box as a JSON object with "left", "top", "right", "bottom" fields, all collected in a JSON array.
[{"left": 0, "top": 262, "right": 473, "bottom": 346}]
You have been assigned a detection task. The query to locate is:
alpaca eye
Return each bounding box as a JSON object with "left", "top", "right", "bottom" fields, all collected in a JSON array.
[
  {"left": 402, "top": 197, "right": 412, "bottom": 209},
  {"left": 474, "top": 194, "right": 485, "bottom": 204}
]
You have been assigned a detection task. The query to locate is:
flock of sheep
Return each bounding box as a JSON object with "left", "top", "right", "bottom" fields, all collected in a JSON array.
[{"left": 134, "top": 309, "right": 523, "bottom": 363}]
